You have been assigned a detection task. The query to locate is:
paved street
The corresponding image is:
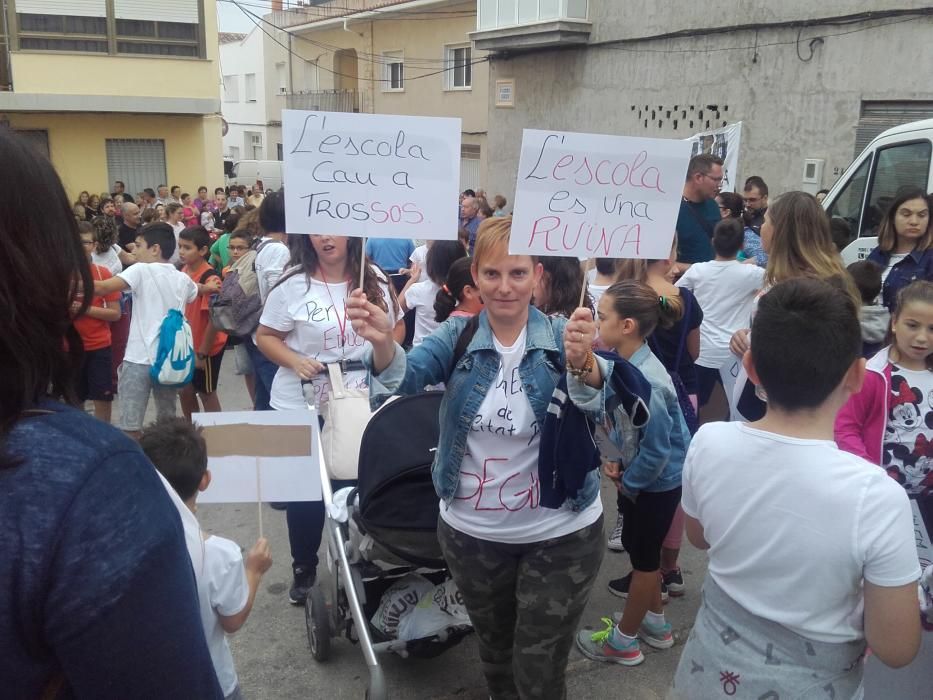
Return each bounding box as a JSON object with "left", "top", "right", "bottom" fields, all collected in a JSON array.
[{"left": 116, "top": 360, "right": 932, "bottom": 699}]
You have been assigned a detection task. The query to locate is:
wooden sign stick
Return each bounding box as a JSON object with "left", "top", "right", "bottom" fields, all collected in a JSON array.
[
  {"left": 360, "top": 236, "right": 367, "bottom": 291},
  {"left": 579, "top": 258, "right": 593, "bottom": 308},
  {"left": 255, "top": 456, "right": 264, "bottom": 540}
]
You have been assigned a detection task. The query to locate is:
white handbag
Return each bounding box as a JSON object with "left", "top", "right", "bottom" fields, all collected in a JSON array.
[{"left": 320, "top": 363, "right": 372, "bottom": 480}]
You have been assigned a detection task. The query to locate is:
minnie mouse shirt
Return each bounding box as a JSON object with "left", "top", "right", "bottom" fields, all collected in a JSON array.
[{"left": 884, "top": 366, "right": 933, "bottom": 493}]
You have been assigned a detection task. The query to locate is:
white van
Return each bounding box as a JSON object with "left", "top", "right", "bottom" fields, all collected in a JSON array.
[
  {"left": 824, "top": 119, "right": 933, "bottom": 265},
  {"left": 226, "top": 160, "right": 283, "bottom": 191}
]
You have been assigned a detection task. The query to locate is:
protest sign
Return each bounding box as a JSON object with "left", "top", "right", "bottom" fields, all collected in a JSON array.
[
  {"left": 509, "top": 129, "right": 691, "bottom": 259},
  {"left": 282, "top": 110, "right": 461, "bottom": 239},
  {"left": 193, "top": 410, "right": 321, "bottom": 505},
  {"left": 686, "top": 122, "right": 743, "bottom": 193}
]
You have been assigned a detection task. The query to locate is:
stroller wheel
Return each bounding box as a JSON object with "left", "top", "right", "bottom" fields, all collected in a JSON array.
[{"left": 305, "top": 583, "right": 331, "bottom": 662}]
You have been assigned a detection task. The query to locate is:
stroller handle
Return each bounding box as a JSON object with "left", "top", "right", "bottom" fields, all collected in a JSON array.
[{"left": 302, "top": 380, "right": 335, "bottom": 509}]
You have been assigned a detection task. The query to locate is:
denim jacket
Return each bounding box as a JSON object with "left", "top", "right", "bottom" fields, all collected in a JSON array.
[
  {"left": 365, "top": 307, "right": 612, "bottom": 511},
  {"left": 620, "top": 343, "right": 689, "bottom": 496},
  {"left": 868, "top": 246, "right": 933, "bottom": 312}
]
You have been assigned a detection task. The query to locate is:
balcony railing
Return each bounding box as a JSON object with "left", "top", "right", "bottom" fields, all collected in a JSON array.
[
  {"left": 477, "top": 0, "right": 588, "bottom": 31},
  {"left": 286, "top": 89, "right": 366, "bottom": 113},
  {"left": 271, "top": 1, "right": 433, "bottom": 30}
]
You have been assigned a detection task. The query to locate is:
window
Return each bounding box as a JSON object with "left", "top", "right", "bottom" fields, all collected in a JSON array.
[
  {"left": 460, "top": 144, "right": 481, "bottom": 190},
  {"left": 861, "top": 140, "right": 933, "bottom": 235},
  {"left": 245, "top": 73, "right": 257, "bottom": 102},
  {"left": 827, "top": 156, "right": 870, "bottom": 236},
  {"left": 223, "top": 74, "right": 239, "bottom": 102},
  {"left": 106, "top": 139, "right": 167, "bottom": 197},
  {"left": 445, "top": 45, "right": 472, "bottom": 90},
  {"left": 228, "top": 146, "right": 240, "bottom": 162},
  {"left": 16, "top": 0, "right": 202, "bottom": 57},
  {"left": 245, "top": 132, "right": 262, "bottom": 160},
  {"left": 276, "top": 62, "right": 287, "bottom": 95},
  {"left": 277, "top": 143, "right": 284, "bottom": 161},
  {"left": 382, "top": 51, "right": 404, "bottom": 91},
  {"left": 14, "top": 129, "right": 50, "bottom": 160}
]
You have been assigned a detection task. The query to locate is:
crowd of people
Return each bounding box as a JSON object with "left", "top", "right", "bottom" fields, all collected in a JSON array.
[{"left": 3, "top": 120, "right": 933, "bottom": 700}]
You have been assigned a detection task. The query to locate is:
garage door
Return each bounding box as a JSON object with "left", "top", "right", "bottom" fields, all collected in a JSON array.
[
  {"left": 855, "top": 102, "right": 933, "bottom": 156},
  {"left": 106, "top": 138, "right": 167, "bottom": 197}
]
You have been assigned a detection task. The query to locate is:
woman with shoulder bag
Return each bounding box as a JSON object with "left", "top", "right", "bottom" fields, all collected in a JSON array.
[
  {"left": 256, "top": 233, "right": 401, "bottom": 605},
  {"left": 347, "top": 217, "right": 610, "bottom": 700}
]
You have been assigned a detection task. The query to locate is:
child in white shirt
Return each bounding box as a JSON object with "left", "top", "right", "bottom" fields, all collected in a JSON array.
[
  {"left": 94, "top": 223, "right": 198, "bottom": 438},
  {"left": 140, "top": 418, "right": 272, "bottom": 700},
  {"left": 670, "top": 277, "right": 921, "bottom": 698},
  {"left": 676, "top": 217, "right": 765, "bottom": 412}
]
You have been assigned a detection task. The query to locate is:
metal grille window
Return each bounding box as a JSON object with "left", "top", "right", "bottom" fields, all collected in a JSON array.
[
  {"left": 445, "top": 45, "right": 472, "bottom": 90},
  {"left": 382, "top": 51, "right": 404, "bottom": 91},
  {"left": 855, "top": 102, "right": 933, "bottom": 156},
  {"left": 460, "top": 144, "right": 481, "bottom": 190},
  {"left": 106, "top": 139, "right": 167, "bottom": 198},
  {"left": 14, "top": 129, "right": 50, "bottom": 159},
  {"left": 15, "top": 0, "right": 203, "bottom": 57}
]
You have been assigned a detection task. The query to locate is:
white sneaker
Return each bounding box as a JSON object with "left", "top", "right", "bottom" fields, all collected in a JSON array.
[{"left": 607, "top": 513, "right": 624, "bottom": 552}]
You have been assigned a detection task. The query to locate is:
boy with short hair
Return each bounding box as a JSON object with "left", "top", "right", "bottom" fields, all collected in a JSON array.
[
  {"left": 670, "top": 277, "right": 921, "bottom": 698},
  {"left": 139, "top": 418, "right": 272, "bottom": 700},
  {"left": 74, "top": 222, "right": 122, "bottom": 422},
  {"left": 847, "top": 259, "right": 889, "bottom": 358},
  {"left": 94, "top": 222, "right": 198, "bottom": 439}
]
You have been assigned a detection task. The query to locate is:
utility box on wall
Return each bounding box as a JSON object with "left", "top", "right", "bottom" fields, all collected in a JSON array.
[{"left": 801, "top": 158, "right": 825, "bottom": 194}]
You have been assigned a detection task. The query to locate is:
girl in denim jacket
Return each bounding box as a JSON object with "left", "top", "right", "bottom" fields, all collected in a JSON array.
[{"left": 576, "top": 279, "right": 691, "bottom": 668}]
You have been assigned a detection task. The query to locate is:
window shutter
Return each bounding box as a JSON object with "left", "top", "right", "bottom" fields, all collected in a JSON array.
[
  {"left": 17, "top": 0, "right": 105, "bottom": 16},
  {"left": 106, "top": 139, "right": 167, "bottom": 198},
  {"left": 855, "top": 102, "right": 933, "bottom": 156},
  {"left": 114, "top": 0, "right": 198, "bottom": 23}
]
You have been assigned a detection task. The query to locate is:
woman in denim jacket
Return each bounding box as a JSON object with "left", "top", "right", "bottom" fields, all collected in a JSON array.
[
  {"left": 867, "top": 188, "right": 933, "bottom": 313},
  {"left": 348, "top": 218, "right": 610, "bottom": 700}
]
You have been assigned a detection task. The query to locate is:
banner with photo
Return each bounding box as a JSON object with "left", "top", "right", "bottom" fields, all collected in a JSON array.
[{"left": 686, "top": 122, "right": 742, "bottom": 192}]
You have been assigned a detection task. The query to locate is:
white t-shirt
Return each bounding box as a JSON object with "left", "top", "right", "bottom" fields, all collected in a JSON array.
[
  {"left": 682, "top": 422, "right": 921, "bottom": 643},
  {"left": 117, "top": 262, "right": 197, "bottom": 365},
  {"left": 676, "top": 260, "right": 765, "bottom": 369},
  {"left": 199, "top": 535, "right": 249, "bottom": 697},
  {"left": 91, "top": 244, "right": 123, "bottom": 276},
  {"left": 441, "top": 328, "right": 602, "bottom": 543},
  {"left": 406, "top": 279, "right": 440, "bottom": 346},
  {"left": 260, "top": 273, "right": 397, "bottom": 411},
  {"left": 255, "top": 237, "right": 291, "bottom": 303},
  {"left": 881, "top": 253, "right": 908, "bottom": 285},
  {"left": 410, "top": 244, "right": 429, "bottom": 282}
]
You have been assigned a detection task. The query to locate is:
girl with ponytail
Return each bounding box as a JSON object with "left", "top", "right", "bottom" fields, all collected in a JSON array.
[{"left": 434, "top": 257, "right": 484, "bottom": 322}]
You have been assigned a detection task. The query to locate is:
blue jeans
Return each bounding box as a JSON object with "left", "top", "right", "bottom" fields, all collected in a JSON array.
[{"left": 244, "top": 335, "right": 277, "bottom": 412}]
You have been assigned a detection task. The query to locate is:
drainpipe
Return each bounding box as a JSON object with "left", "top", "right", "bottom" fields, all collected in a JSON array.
[{"left": 1, "top": 0, "right": 12, "bottom": 91}]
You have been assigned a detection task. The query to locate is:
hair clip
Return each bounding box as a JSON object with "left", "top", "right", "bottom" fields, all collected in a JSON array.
[
  {"left": 442, "top": 284, "right": 451, "bottom": 295},
  {"left": 659, "top": 295, "right": 667, "bottom": 308}
]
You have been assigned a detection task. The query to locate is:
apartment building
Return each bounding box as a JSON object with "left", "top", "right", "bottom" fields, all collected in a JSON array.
[
  {"left": 0, "top": 0, "right": 223, "bottom": 201},
  {"left": 272, "top": 0, "right": 490, "bottom": 190}
]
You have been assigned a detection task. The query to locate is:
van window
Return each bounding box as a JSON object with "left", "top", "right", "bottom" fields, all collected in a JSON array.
[
  {"left": 231, "top": 162, "right": 239, "bottom": 178},
  {"left": 827, "top": 155, "right": 870, "bottom": 234},
  {"left": 861, "top": 140, "right": 932, "bottom": 236}
]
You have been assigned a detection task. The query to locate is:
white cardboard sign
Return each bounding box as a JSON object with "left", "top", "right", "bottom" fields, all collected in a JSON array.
[
  {"left": 283, "top": 109, "right": 461, "bottom": 239},
  {"left": 509, "top": 129, "right": 691, "bottom": 259},
  {"left": 193, "top": 410, "right": 321, "bottom": 504}
]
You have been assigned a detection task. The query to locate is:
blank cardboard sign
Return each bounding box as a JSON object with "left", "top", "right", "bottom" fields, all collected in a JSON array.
[{"left": 193, "top": 410, "right": 322, "bottom": 503}]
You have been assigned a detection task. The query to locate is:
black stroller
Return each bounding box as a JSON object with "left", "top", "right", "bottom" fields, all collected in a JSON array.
[{"left": 305, "top": 391, "right": 472, "bottom": 699}]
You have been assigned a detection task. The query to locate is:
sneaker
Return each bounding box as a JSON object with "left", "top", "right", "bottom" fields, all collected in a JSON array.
[
  {"left": 289, "top": 565, "right": 316, "bottom": 605},
  {"left": 662, "top": 568, "right": 686, "bottom": 597},
  {"left": 607, "top": 572, "right": 669, "bottom": 603},
  {"left": 607, "top": 513, "right": 625, "bottom": 552},
  {"left": 638, "top": 617, "right": 675, "bottom": 649},
  {"left": 575, "top": 618, "right": 644, "bottom": 666}
]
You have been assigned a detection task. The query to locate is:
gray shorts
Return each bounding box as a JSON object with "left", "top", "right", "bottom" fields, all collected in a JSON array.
[
  {"left": 233, "top": 342, "right": 253, "bottom": 376},
  {"left": 116, "top": 361, "right": 178, "bottom": 432}
]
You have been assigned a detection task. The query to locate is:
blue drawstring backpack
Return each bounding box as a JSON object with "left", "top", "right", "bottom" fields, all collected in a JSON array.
[{"left": 150, "top": 308, "right": 195, "bottom": 386}]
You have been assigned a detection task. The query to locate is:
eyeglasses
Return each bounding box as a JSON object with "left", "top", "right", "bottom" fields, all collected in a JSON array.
[
  {"left": 227, "top": 245, "right": 249, "bottom": 253},
  {"left": 703, "top": 173, "right": 725, "bottom": 183},
  {"left": 81, "top": 239, "right": 95, "bottom": 246},
  {"left": 718, "top": 205, "right": 730, "bottom": 212}
]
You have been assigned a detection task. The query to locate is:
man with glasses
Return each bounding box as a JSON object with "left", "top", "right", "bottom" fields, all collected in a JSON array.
[
  {"left": 743, "top": 176, "right": 769, "bottom": 235},
  {"left": 676, "top": 154, "right": 724, "bottom": 268}
]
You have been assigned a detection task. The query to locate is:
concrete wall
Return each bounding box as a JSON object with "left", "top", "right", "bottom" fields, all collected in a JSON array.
[
  {"left": 8, "top": 112, "right": 224, "bottom": 203},
  {"left": 290, "top": 1, "right": 491, "bottom": 186},
  {"left": 484, "top": 7, "right": 933, "bottom": 202}
]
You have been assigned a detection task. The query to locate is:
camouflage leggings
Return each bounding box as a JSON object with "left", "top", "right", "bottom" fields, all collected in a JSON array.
[{"left": 437, "top": 515, "right": 604, "bottom": 700}]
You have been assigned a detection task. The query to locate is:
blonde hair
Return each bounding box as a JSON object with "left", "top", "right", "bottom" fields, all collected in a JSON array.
[
  {"left": 472, "top": 215, "right": 520, "bottom": 268},
  {"left": 765, "top": 191, "right": 860, "bottom": 306}
]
